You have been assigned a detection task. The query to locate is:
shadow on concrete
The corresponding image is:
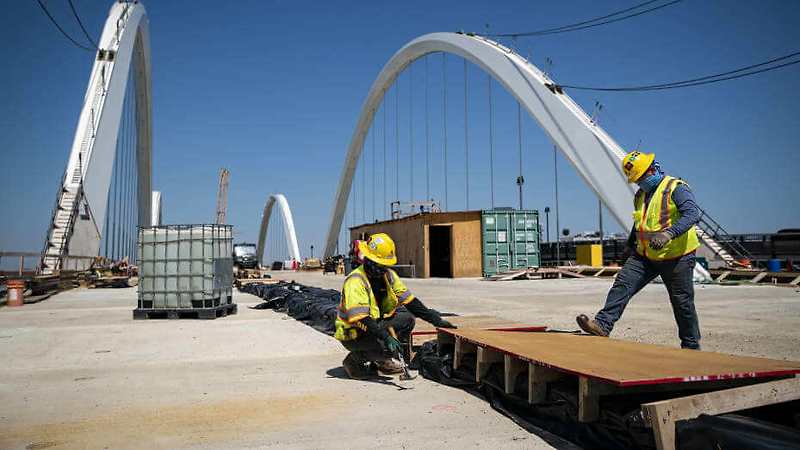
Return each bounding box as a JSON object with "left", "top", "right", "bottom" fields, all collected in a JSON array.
[{"left": 326, "top": 366, "right": 413, "bottom": 391}]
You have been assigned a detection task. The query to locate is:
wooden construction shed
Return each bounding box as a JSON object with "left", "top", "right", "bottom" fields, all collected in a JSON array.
[{"left": 350, "top": 211, "right": 482, "bottom": 278}]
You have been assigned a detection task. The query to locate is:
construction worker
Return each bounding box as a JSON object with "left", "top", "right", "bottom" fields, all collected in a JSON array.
[
  {"left": 576, "top": 151, "right": 702, "bottom": 349},
  {"left": 335, "top": 233, "right": 456, "bottom": 379}
]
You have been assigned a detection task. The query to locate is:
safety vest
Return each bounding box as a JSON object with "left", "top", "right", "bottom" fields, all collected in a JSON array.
[
  {"left": 633, "top": 175, "right": 700, "bottom": 261},
  {"left": 334, "top": 265, "right": 415, "bottom": 341}
]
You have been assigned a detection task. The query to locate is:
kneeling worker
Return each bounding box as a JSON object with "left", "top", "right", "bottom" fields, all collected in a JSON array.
[
  {"left": 577, "top": 151, "right": 702, "bottom": 349},
  {"left": 335, "top": 233, "right": 456, "bottom": 379}
]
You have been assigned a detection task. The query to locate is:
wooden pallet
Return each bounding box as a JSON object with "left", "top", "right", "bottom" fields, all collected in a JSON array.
[
  {"left": 710, "top": 268, "right": 800, "bottom": 286},
  {"left": 133, "top": 303, "right": 237, "bottom": 320},
  {"left": 484, "top": 267, "right": 589, "bottom": 281},
  {"left": 235, "top": 278, "right": 279, "bottom": 288},
  {"left": 438, "top": 328, "right": 800, "bottom": 450}
]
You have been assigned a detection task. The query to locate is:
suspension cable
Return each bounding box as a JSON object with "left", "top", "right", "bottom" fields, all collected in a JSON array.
[
  {"left": 383, "top": 100, "right": 387, "bottom": 219},
  {"left": 409, "top": 63, "right": 414, "bottom": 201},
  {"left": 425, "top": 55, "right": 431, "bottom": 201},
  {"left": 464, "top": 58, "right": 470, "bottom": 210},
  {"left": 362, "top": 134, "right": 366, "bottom": 223},
  {"left": 442, "top": 53, "right": 448, "bottom": 211},
  {"left": 488, "top": 73, "right": 495, "bottom": 209},
  {"left": 395, "top": 78, "right": 400, "bottom": 202},
  {"left": 372, "top": 113, "right": 376, "bottom": 222}
]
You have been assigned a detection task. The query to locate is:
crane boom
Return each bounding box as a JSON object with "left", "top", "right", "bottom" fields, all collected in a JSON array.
[{"left": 216, "top": 168, "right": 230, "bottom": 224}]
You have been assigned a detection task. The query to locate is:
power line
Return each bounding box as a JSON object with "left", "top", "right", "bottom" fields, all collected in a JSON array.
[
  {"left": 35, "top": 0, "right": 95, "bottom": 52},
  {"left": 486, "top": 0, "right": 683, "bottom": 38},
  {"left": 68, "top": 0, "right": 99, "bottom": 48},
  {"left": 556, "top": 51, "right": 800, "bottom": 92}
]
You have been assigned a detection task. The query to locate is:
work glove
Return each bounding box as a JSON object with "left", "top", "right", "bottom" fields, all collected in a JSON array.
[
  {"left": 649, "top": 231, "right": 673, "bottom": 250},
  {"left": 381, "top": 334, "right": 403, "bottom": 355},
  {"left": 436, "top": 319, "right": 457, "bottom": 329}
]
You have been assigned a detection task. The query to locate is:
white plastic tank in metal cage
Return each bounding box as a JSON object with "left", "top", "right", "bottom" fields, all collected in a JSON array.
[{"left": 137, "top": 224, "right": 233, "bottom": 311}]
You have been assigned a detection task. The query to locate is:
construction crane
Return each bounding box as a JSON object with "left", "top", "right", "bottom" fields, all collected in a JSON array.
[{"left": 216, "top": 168, "right": 230, "bottom": 224}]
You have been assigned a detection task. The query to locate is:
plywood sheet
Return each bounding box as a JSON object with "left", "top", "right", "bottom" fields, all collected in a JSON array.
[
  {"left": 445, "top": 329, "right": 800, "bottom": 387},
  {"left": 411, "top": 315, "right": 545, "bottom": 347},
  {"left": 413, "top": 315, "right": 545, "bottom": 336}
]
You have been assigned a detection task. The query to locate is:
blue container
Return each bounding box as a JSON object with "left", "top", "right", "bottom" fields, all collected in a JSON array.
[{"left": 767, "top": 258, "right": 782, "bottom": 272}]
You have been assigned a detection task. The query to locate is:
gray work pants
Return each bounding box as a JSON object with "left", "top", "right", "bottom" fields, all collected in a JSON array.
[{"left": 594, "top": 253, "right": 701, "bottom": 349}]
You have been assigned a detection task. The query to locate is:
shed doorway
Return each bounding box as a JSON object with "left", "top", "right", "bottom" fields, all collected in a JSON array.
[{"left": 428, "top": 225, "right": 453, "bottom": 278}]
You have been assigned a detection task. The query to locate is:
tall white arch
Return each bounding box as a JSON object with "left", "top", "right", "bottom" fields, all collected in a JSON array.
[
  {"left": 41, "top": 2, "right": 152, "bottom": 273},
  {"left": 256, "top": 194, "right": 302, "bottom": 265},
  {"left": 324, "top": 32, "right": 636, "bottom": 257}
]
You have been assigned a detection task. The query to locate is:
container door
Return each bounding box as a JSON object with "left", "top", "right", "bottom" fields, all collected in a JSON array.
[
  {"left": 482, "top": 210, "right": 512, "bottom": 276},
  {"left": 511, "top": 210, "right": 541, "bottom": 270}
]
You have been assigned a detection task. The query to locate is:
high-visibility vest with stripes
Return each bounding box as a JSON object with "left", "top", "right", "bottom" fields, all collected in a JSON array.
[
  {"left": 334, "top": 265, "right": 415, "bottom": 341},
  {"left": 633, "top": 175, "right": 700, "bottom": 261}
]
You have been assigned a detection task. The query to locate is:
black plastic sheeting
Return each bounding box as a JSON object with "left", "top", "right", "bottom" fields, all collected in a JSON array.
[
  {"left": 242, "top": 281, "right": 340, "bottom": 335},
  {"left": 411, "top": 340, "right": 800, "bottom": 450}
]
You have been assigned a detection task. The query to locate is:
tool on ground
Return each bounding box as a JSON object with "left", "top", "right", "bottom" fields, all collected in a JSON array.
[{"left": 388, "top": 326, "right": 416, "bottom": 381}]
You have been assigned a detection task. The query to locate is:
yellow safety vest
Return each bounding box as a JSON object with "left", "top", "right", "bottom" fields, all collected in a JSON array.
[
  {"left": 633, "top": 175, "right": 700, "bottom": 261},
  {"left": 334, "top": 265, "right": 415, "bottom": 341}
]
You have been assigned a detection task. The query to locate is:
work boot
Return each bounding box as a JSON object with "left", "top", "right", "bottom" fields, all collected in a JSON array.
[
  {"left": 576, "top": 314, "right": 609, "bottom": 337},
  {"left": 373, "top": 357, "right": 404, "bottom": 375},
  {"left": 342, "top": 352, "right": 374, "bottom": 380}
]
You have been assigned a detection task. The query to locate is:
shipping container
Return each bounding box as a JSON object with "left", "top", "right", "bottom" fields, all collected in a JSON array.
[
  {"left": 137, "top": 224, "right": 233, "bottom": 310},
  {"left": 481, "top": 209, "right": 540, "bottom": 277}
]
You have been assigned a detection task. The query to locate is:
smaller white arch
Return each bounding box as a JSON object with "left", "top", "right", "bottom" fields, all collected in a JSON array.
[
  {"left": 256, "top": 194, "right": 301, "bottom": 266},
  {"left": 151, "top": 191, "right": 162, "bottom": 226}
]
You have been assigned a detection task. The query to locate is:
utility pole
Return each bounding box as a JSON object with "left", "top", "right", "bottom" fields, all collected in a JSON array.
[
  {"left": 516, "top": 102, "right": 524, "bottom": 210},
  {"left": 598, "top": 199, "right": 604, "bottom": 243},
  {"left": 554, "top": 145, "right": 560, "bottom": 266},
  {"left": 544, "top": 206, "right": 550, "bottom": 243}
]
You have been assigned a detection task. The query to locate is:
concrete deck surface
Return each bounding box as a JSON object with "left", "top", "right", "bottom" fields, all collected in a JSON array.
[{"left": 1, "top": 273, "right": 798, "bottom": 449}]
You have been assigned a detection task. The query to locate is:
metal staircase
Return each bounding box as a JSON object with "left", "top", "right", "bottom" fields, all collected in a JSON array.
[
  {"left": 39, "top": 176, "right": 83, "bottom": 274},
  {"left": 695, "top": 207, "right": 752, "bottom": 268}
]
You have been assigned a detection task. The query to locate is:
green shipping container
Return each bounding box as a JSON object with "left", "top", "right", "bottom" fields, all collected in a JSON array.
[{"left": 482, "top": 209, "right": 541, "bottom": 277}]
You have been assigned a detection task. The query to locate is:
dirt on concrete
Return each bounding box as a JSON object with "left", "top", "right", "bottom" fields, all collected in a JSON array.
[{"left": 1, "top": 273, "right": 798, "bottom": 449}]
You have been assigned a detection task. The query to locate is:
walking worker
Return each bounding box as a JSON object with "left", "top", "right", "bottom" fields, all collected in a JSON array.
[
  {"left": 576, "top": 151, "right": 702, "bottom": 349},
  {"left": 335, "top": 233, "right": 456, "bottom": 379}
]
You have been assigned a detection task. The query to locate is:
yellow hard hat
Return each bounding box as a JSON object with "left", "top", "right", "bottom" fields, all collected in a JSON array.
[
  {"left": 621, "top": 151, "right": 655, "bottom": 183},
  {"left": 358, "top": 233, "right": 397, "bottom": 266}
]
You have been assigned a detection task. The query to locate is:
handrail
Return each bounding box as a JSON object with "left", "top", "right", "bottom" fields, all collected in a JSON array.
[{"left": 696, "top": 207, "right": 753, "bottom": 261}]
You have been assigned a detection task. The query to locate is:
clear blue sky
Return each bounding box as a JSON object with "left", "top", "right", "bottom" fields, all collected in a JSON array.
[{"left": 2, "top": 0, "right": 799, "bottom": 259}]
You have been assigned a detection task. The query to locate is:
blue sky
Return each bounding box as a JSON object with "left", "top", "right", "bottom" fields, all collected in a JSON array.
[{"left": 2, "top": 0, "right": 799, "bottom": 260}]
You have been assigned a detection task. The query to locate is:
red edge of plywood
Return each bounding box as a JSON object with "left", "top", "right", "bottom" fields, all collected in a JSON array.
[
  {"left": 412, "top": 325, "right": 547, "bottom": 336},
  {"left": 437, "top": 328, "right": 800, "bottom": 387}
]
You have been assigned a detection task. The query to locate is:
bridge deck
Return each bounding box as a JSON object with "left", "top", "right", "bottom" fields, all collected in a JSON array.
[{"left": 442, "top": 328, "right": 800, "bottom": 387}]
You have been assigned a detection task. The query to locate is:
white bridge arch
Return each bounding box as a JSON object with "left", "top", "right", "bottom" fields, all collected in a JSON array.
[
  {"left": 41, "top": 2, "right": 152, "bottom": 273},
  {"left": 323, "top": 32, "right": 636, "bottom": 258},
  {"left": 256, "top": 194, "right": 302, "bottom": 266}
]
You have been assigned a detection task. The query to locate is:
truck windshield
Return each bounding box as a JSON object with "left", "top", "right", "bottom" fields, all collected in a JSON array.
[{"left": 234, "top": 245, "right": 256, "bottom": 257}]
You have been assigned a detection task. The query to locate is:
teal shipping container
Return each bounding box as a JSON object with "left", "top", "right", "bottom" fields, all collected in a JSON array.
[{"left": 482, "top": 209, "right": 540, "bottom": 277}]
